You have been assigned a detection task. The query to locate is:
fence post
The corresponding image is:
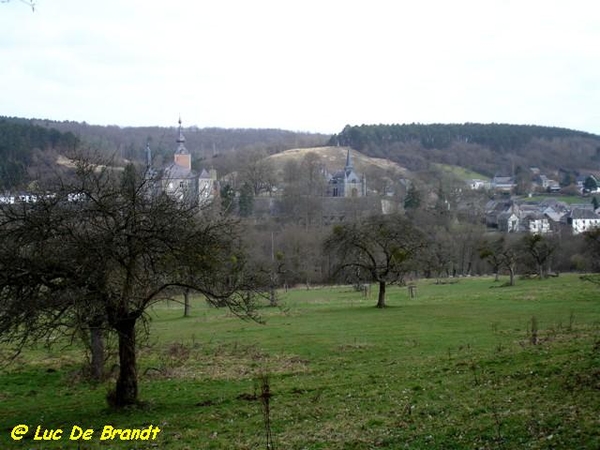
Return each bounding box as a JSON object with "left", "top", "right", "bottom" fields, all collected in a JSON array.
[{"left": 408, "top": 285, "right": 417, "bottom": 299}]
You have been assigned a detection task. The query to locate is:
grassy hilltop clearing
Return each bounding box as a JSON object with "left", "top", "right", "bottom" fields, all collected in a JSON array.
[{"left": 1, "top": 274, "right": 600, "bottom": 449}]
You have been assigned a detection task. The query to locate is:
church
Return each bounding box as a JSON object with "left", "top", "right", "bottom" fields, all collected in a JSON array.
[
  {"left": 326, "top": 148, "right": 367, "bottom": 198},
  {"left": 148, "top": 119, "right": 217, "bottom": 205}
]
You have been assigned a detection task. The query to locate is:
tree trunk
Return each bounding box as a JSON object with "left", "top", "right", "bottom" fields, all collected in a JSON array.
[
  {"left": 90, "top": 323, "right": 104, "bottom": 381},
  {"left": 508, "top": 266, "right": 515, "bottom": 286},
  {"left": 376, "top": 281, "right": 386, "bottom": 308},
  {"left": 114, "top": 318, "right": 138, "bottom": 407},
  {"left": 183, "top": 289, "right": 190, "bottom": 317},
  {"left": 269, "top": 286, "right": 277, "bottom": 306}
]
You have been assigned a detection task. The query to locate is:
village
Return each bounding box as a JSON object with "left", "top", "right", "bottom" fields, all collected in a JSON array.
[{"left": 3, "top": 125, "right": 600, "bottom": 237}]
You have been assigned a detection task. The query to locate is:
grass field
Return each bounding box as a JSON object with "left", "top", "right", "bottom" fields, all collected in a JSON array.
[
  {"left": 433, "top": 163, "right": 490, "bottom": 182},
  {"left": 1, "top": 274, "right": 600, "bottom": 449}
]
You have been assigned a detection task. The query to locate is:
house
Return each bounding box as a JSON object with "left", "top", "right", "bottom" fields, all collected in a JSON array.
[
  {"left": 485, "top": 199, "right": 559, "bottom": 234},
  {"left": 326, "top": 149, "right": 366, "bottom": 198},
  {"left": 485, "top": 200, "right": 519, "bottom": 229},
  {"left": 547, "top": 181, "right": 561, "bottom": 193},
  {"left": 497, "top": 211, "right": 519, "bottom": 233},
  {"left": 491, "top": 175, "right": 515, "bottom": 192},
  {"left": 467, "top": 179, "right": 490, "bottom": 190},
  {"left": 198, "top": 169, "right": 218, "bottom": 205},
  {"left": 521, "top": 212, "right": 550, "bottom": 234},
  {"left": 563, "top": 208, "right": 600, "bottom": 235},
  {"left": 542, "top": 207, "right": 565, "bottom": 232}
]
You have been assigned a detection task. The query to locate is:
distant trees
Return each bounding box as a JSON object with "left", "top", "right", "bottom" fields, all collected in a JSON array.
[
  {"left": 479, "top": 236, "right": 519, "bottom": 285},
  {"left": 520, "top": 234, "right": 558, "bottom": 278},
  {"left": 0, "top": 155, "right": 259, "bottom": 407},
  {"left": 238, "top": 182, "right": 254, "bottom": 216},
  {"left": 329, "top": 123, "right": 600, "bottom": 177},
  {"left": 0, "top": 118, "right": 78, "bottom": 189},
  {"left": 478, "top": 233, "right": 561, "bottom": 285},
  {"left": 403, "top": 183, "right": 421, "bottom": 210},
  {"left": 325, "top": 215, "right": 425, "bottom": 308},
  {"left": 452, "top": 223, "right": 486, "bottom": 276},
  {"left": 280, "top": 152, "right": 327, "bottom": 226},
  {"left": 240, "top": 150, "right": 276, "bottom": 196},
  {"left": 417, "top": 226, "right": 455, "bottom": 282},
  {"left": 583, "top": 176, "right": 598, "bottom": 193},
  {"left": 581, "top": 228, "right": 600, "bottom": 285},
  {"left": 331, "top": 123, "right": 597, "bottom": 153}
]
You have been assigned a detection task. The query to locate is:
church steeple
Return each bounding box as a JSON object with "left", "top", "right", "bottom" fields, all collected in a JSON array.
[
  {"left": 176, "top": 116, "right": 188, "bottom": 154},
  {"left": 344, "top": 148, "right": 353, "bottom": 173},
  {"left": 173, "top": 117, "right": 191, "bottom": 170}
]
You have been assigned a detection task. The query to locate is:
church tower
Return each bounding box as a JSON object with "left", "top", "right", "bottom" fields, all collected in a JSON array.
[
  {"left": 344, "top": 147, "right": 353, "bottom": 174},
  {"left": 327, "top": 148, "right": 366, "bottom": 197},
  {"left": 173, "top": 117, "right": 191, "bottom": 171}
]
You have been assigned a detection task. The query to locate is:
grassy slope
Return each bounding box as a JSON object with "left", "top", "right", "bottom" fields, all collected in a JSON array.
[
  {"left": 1, "top": 274, "right": 600, "bottom": 449},
  {"left": 433, "top": 163, "right": 490, "bottom": 181},
  {"left": 267, "top": 146, "right": 407, "bottom": 175}
]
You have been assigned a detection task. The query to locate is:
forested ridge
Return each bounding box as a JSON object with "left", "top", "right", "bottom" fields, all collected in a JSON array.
[
  {"left": 0, "top": 116, "right": 329, "bottom": 190},
  {"left": 24, "top": 117, "right": 330, "bottom": 163},
  {"left": 0, "top": 117, "right": 79, "bottom": 190},
  {"left": 5, "top": 116, "right": 600, "bottom": 191},
  {"left": 330, "top": 123, "right": 600, "bottom": 176}
]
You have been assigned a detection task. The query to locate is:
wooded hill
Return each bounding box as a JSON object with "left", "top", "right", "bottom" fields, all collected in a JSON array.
[
  {"left": 330, "top": 123, "right": 600, "bottom": 178},
  {"left": 4, "top": 116, "right": 600, "bottom": 191},
  {"left": 0, "top": 117, "right": 79, "bottom": 190},
  {"left": 23, "top": 117, "right": 330, "bottom": 166},
  {"left": 0, "top": 116, "right": 330, "bottom": 190}
]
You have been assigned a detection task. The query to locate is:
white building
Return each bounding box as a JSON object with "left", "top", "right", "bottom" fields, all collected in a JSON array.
[{"left": 564, "top": 208, "right": 600, "bottom": 235}]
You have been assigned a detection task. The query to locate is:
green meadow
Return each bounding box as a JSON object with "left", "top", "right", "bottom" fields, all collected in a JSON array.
[
  {"left": 432, "top": 163, "right": 490, "bottom": 182},
  {"left": 2, "top": 274, "right": 600, "bottom": 449}
]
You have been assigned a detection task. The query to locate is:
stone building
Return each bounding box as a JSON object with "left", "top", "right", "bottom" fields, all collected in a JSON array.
[
  {"left": 151, "top": 118, "right": 217, "bottom": 205},
  {"left": 326, "top": 149, "right": 366, "bottom": 198}
]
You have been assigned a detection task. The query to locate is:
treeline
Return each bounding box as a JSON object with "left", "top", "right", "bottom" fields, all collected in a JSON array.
[
  {"left": 26, "top": 118, "right": 330, "bottom": 165},
  {"left": 0, "top": 116, "right": 329, "bottom": 190},
  {"left": 330, "top": 123, "right": 600, "bottom": 176},
  {"left": 0, "top": 117, "right": 79, "bottom": 190}
]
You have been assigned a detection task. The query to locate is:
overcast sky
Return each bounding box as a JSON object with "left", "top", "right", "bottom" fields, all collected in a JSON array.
[{"left": 2, "top": 0, "right": 599, "bottom": 134}]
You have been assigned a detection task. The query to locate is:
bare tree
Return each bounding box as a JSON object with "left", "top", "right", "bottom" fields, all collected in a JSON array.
[
  {"left": 520, "top": 233, "right": 558, "bottom": 278},
  {"left": 1, "top": 0, "right": 35, "bottom": 11},
  {"left": 0, "top": 155, "right": 259, "bottom": 407},
  {"left": 479, "top": 235, "right": 519, "bottom": 285},
  {"left": 324, "top": 214, "right": 425, "bottom": 308},
  {"left": 581, "top": 228, "right": 600, "bottom": 286},
  {"left": 240, "top": 150, "right": 276, "bottom": 196},
  {"left": 281, "top": 152, "right": 326, "bottom": 227},
  {"left": 418, "top": 226, "right": 455, "bottom": 282}
]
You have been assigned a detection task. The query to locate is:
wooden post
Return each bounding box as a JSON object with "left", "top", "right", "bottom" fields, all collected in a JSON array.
[
  {"left": 363, "top": 284, "right": 370, "bottom": 298},
  {"left": 408, "top": 285, "right": 417, "bottom": 299}
]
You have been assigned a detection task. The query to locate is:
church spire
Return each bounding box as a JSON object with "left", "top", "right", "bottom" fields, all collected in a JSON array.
[
  {"left": 345, "top": 148, "right": 353, "bottom": 171},
  {"left": 176, "top": 116, "right": 187, "bottom": 149},
  {"left": 173, "top": 117, "right": 191, "bottom": 171}
]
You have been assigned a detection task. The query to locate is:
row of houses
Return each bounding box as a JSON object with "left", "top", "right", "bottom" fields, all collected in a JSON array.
[
  {"left": 485, "top": 198, "right": 600, "bottom": 235},
  {"left": 469, "top": 171, "right": 599, "bottom": 195}
]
